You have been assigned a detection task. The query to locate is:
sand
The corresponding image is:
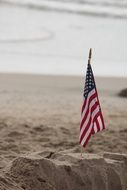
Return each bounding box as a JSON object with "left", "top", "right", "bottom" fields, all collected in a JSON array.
[{"left": 0, "top": 73, "right": 127, "bottom": 190}]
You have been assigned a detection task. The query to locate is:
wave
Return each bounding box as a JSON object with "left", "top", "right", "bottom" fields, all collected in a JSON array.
[{"left": 1, "top": 0, "right": 127, "bottom": 19}]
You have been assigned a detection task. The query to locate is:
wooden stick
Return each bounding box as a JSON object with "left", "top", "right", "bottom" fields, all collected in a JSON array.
[{"left": 88, "top": 48, "right": 92, "bottom": 65}]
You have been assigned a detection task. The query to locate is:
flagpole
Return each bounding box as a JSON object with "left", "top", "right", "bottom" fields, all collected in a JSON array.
[
  {"left": 88, "top": 48, "right": 92, "bottom": 65},
  {"left": 80, "top": 48, "right": 92, "bottom": 159}
]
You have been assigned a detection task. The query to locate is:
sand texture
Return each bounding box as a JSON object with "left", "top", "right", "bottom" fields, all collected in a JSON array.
[
  {"left": 0, "top": 150, "right": 127, "bottom": 190},
  {"left": 0, "top": 74, "right": 127, "bottom": 190}
]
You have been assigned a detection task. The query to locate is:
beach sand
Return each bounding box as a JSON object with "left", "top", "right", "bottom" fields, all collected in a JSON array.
[{"left": 0, "top": 74, "right": 127, "bottom": 189}]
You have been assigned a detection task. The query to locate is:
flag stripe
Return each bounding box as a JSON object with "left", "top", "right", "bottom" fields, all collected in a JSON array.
[
  {"left": 80, "top": 122, "right": 92, "bottom": 146},
  {"left": 80, "top": 107, "right": 101, "bottom": 145},
  {"left": 81, "top": 94, "right": 97, "bottom": 121},
  {"left": 81, "top": 129, "right": 92, "bottom": 147},
  {"left": 81, "top": 89, "right": 96, "bottom": 115},
  {"left": 93, "top": 122, "right": 98, "bottom": 133},
  {"left": 80, "top": 94, "right": 97, "bottom": 129},
  {"left": 80, "top": 100, "right": 98, "bottom": 134},
  {"left": 80, "top": 115, "right": 92, "bottom": 143},
  {"left": 80, "top": 105, "right": 100, "bottom": 142},
  {"left": 92, "top": 112, "right": 101, "bottom": 133},
  {"left": 98, "top": 115, "right": 103, "bottom": 131},
  {"left": 95, "top": 118, "right": 100, "bottom": 133}
]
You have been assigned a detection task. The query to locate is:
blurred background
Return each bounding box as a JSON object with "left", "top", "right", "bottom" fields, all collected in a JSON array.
[{"left": 0, "top": 0, "right": 127, "bottom": 77}]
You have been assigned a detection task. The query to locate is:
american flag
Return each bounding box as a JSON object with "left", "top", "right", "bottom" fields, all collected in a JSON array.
[{"left": 79, "top": 62, "right": 105, "bottom": 147}]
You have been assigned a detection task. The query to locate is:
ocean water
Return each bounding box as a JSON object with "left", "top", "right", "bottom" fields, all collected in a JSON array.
[
  {"left": 0, "top": 0, "right": 127, "bottom": 77},
  {"left": 2, "top": 0, "right": 127, "bottom": 19}
]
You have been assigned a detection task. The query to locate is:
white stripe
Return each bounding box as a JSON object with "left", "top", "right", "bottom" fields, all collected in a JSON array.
[
  {"left": 80, "top": 109, "right": 100, "bottom": 145},
  {"left": 81, "top": 95, "right": 97, "bottom": 121},
  {"left": 98, "top": 116, "right": 103, "bottom": 131},
  {"left": 80, "top": 122, "right": 93, "bottom": 146},
  {"left": 93, "top": 122, "right": 98, "bottom": 133},
  {"left": 80, "top": 99, "right": 98, "bottom": 139},
  {"left": 79, "top": 105, "right": 100, "bottom": 138},
  {"left": 81, "top": 89, "right": 96, "bottom": 117},
  {"left": 81, "top": 96, "right": 98, "bottom": 123}
]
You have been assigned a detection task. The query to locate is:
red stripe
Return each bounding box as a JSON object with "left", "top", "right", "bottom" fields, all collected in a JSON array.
[
  {"left": 81, "top": 130, "right": 92, "bottom": 148},
  {"left": 81, "top": 91, "right": 97, "bottom": 114},
  {"left": 93, "top": 111, "right": 100, "bottom": 124},
  {"left": 92, "top": 112, "right": 105, "bottom": 134},
  {"left": 80, "top": 100, "right": 99, "bottom": 132},
  {"left": 80, "top": 92, "right": 97, "bottom": 130},
  {"left": 95, "top": 117, "right": 100, "bottom": 133},
  {"left": 80, "top": 102, "right": 99, "bottom": 143},
  {"left": 81, "top": 99, "right": 87, "bottom": 114},
  {"left": 93, "top": 86, "right": 105, "bottom": 130},
  {"left": 80, "top": 114, "right": 92, "bottom": 144},
  {"left": 92, "top": 120, "right": 99, "bottom": 134},
  {"left": 91, "top": 111, "right": 101, "bottom": 134}
]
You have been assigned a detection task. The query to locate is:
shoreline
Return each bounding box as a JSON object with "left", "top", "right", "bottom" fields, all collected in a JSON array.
[
  {"left": 0, "top": 4, "right": 127, "bottom": 77},
  {"left": 1, "top": 0, "right": 127, "bottom": 20},
  {"left": 0, "top": 72, "right": 126, "bottom": 90}
]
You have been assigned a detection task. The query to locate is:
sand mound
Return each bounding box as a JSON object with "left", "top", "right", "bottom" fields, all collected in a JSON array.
[{"left": 0, "top": 151, "right": 127, "bottom": 190}]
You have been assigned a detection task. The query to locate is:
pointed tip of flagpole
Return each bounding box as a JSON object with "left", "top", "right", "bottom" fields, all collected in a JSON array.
[
  {"left": 88, "top": 48, "right": 92, "bottom": 64},
  {"left": 89, "top": 48, "right": 92, "bottom": 59}
]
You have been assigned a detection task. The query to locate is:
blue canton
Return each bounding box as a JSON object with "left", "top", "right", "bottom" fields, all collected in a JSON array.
[{"left": 83, "top": 63, "right": 95, "bottom": 99}]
